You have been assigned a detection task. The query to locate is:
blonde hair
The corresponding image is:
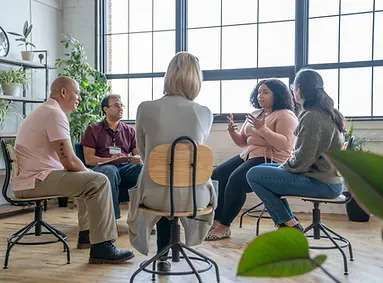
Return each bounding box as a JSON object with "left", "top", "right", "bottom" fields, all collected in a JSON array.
[{"left": 163, "top": 52, "right": 202, "bottom": 100}]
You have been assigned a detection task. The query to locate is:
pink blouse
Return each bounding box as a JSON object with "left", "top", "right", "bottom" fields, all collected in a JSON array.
[{"left": 239, "top": 109, "right": 298, "bottom": 163}]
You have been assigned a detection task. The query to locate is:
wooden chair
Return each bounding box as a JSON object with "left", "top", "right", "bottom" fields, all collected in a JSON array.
[
  {"left": 130, "top": 136, "right": 220, "bottom": 283},
  {"left": 1, "top": 139, "right": 70, "bottom": 269}
]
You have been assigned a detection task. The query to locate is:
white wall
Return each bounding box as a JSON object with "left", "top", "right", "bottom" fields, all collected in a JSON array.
[
  {"left": 62, "top": 0, "right": 96, "bottom": 67},
  {"left": 0, "top": 0, "right": 63, "bottom": 205}
]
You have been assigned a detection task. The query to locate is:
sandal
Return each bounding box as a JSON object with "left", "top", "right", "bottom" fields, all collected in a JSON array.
[{"left": 205, "top": 226, "right": 231, "bottom": 241}]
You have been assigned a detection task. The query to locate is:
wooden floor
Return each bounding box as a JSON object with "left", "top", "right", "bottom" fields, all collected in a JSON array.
[{"left": 0, "top": 204, "right": 382, "bottom": 283}]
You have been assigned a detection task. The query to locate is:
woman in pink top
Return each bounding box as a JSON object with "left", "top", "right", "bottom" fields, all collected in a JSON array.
[{"left": 205, "top": 79, "right": 298, "bottom": 241}]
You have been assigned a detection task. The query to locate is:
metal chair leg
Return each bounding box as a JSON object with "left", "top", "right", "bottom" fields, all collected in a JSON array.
[
  {"left": 256, "top": 207, "right": 266, "bottom": 236},
  {"left": 321, "top": 223, "right": 354, "bottom": 261},
  {"left": 181, "top": 243, "right": 220, "bottom": 283},
  {"left": 40, "top": 221, "right": 70, "bottom": 264},
  {"left": 3, "top": 221, "right": 37, "bottom": 269},
  {"left": 319, "top": 225, "right": 349, "bottom": 275},
  {"left": 179, "top": 247, "right": 203, "bottom": 283},
  {"left": 239, "top": 202, "right": 264, "bottom": 228}
]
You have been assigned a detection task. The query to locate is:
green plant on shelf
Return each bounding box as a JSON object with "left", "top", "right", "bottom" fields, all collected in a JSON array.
[
  {"left": 8, "top": 20, "right": 35, "bottom": 51},
  {"left": 0, "top": 68, "right": 28, "bottom": 85},
  {"left": 55, "top": 35, "right": 110, "bottom": 142},
  {"left": 0, "top": 100, "right": 10, "bottom": 129}
]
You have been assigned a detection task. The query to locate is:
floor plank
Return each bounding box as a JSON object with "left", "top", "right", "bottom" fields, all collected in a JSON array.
[{"left": 0, "top": 205, "right": 382, "bottom": 282}]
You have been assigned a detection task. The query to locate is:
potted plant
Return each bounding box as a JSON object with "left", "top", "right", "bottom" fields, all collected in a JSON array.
[
  {"left": 56, "top": 35, "right": 110, "bottom": 143},
  {"left": 0, "top": 68, "right": 28, "bottom": 97},
  {"left": 8, "top": 21, "right": 36, "bottom": 61},
  {"left": 343, "top": 124, "right": 370, "bottom": 222}
]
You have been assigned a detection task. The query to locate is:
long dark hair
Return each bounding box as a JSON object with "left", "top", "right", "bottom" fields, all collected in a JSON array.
[
  {"left": 249, "top": 79, "right": 295, "bottom": 112},
  {"left": 294, "top": 69, "right": 345, "bottom": 132}
]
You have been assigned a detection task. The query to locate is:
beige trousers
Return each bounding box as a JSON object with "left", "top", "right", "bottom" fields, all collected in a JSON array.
[{"left": 14, "top": 170, "right": 118, "bottom": 244}]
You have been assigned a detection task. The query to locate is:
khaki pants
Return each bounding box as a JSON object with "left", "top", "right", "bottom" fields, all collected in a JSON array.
[{"left": 14, "top": 170, "right": 118, "bottom": 244}]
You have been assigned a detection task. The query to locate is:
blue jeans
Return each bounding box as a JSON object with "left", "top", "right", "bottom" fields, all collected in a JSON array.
[
  {"left": 92, "top": 163, "right": 142, "bottom": 219},
  {"left": 246, "top": 164, "right": 343, "bottom": 225}
]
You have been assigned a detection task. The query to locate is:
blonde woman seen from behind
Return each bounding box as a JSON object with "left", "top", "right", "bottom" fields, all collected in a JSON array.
[{"left": 128, "top": 52, "right": 216, "bottom": 272}]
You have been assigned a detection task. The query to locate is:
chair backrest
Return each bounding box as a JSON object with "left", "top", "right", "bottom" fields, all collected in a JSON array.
[
  {"left": 74, "top": 143, "right": 86, "bottom": 164},
  {"left": 147, "top": 136, "right": 214, "bottom": 218},
  {"left": 1, "top": 139, "right": 26, "bottom": 205},
  {"left": 148, "top": 143, "right": 213, "bottom": 187}
]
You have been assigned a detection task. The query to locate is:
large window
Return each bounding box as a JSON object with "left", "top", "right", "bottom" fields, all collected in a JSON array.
[
  {"left": 308, "top": 0, "right": 383, "bottom": 117},
  {"left": 100, "top": 0, "right": 383, "bottom": 120}
]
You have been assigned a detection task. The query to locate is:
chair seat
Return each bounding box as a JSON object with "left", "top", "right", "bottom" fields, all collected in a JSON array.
[
  {"left": 11, "top": 195, "right": 63, "bottom": 202},
  {"left": 281, "top": 194, "right": 347, "bottom": 203},
  {"left": 301, "top": 194, "right": 346, "bottom": 203},
  {"left": 139, "top": 205, "right": 213, "bottom": 217}
]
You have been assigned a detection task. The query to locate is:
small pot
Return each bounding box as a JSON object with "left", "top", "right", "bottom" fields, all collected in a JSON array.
[
  {"left": 1, "top": 83, "right": 22, "bottom": 97},
  {"left": 21, "top": 51, "right": 34, "bottom": 61}
]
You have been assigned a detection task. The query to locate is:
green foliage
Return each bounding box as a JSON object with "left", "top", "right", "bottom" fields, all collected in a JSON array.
[
  {"left": 237, "top": 228, "right": 326, "bottom": 277},
  {"left": 0, "top": 68, "right": 28, "bottom": 84},
  {"left": 345, "top": 122, "right": 367, "bottom": 151},
  {"left": 55, "top": 35, "right": 110, "bottom": 142},
  {"left": 8, "top": 21, "right": 35, "bottom": 51},
  {"left": 327, "top": 150, "right": 383, "bottom": 220},
  {"left": 0, "top": 100, "right": 10, "bottom": 127}
]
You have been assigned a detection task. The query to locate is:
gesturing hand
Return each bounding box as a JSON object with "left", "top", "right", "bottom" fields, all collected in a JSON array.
[
  {"left": 246, "top": 112, "right": 266, "bottom": 129},
  {"left": 227, "top": 113, "right": 238, "bottom": 132}
]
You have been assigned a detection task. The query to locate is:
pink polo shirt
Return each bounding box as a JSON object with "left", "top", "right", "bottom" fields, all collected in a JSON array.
[{"left": 13, "top": 98, "right": 69, "bottom": 191}]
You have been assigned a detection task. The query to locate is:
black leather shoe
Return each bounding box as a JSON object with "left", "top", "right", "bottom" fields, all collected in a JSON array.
[
  {"left": 157, "top": 260, "right": 171, "bottom": 272},
  {"left": 77, "top": 230, "right": 90, "bottom": 249},
  {"left": 89, "top": 241, "right": 135, "bottom": 264}
]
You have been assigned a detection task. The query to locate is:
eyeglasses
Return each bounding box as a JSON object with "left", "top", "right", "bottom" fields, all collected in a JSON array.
[{"left": 109, "top": 103, "right": 125, "bottom": 109}]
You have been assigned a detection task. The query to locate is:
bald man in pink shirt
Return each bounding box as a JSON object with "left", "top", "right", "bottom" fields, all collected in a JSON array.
[{"left": 14, "top": 76, "right": 134, "bottom": 264}]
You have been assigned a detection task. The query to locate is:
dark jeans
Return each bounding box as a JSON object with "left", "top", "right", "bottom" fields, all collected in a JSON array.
[
  {"left": 247, "top": 163, "right": 343, "bottom": 225},
  {"left": 212, "top": 155, "right": 271, "bottom": 226},
  {"left": 92, "top": 163, "right": 142, "bottom": 219},
  {"left": 157, "top": 217, "right": 171, "bottom": 259}
]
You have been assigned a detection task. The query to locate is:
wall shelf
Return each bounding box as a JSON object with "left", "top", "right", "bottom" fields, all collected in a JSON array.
[
  {"left": 0, "top": 95, "right": 45, "bottom": 103},
  {"left": 0, "top": 57, "right": 53, "bottom": 69}
]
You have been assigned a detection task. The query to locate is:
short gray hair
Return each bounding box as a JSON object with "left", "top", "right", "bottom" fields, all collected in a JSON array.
[{"left": 163, "top": 52, "right": 202, "bottom": 101}]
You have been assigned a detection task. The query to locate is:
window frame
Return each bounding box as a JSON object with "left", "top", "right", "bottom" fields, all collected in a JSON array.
[{"left": 97, "top": 0, "right": 383, "bottom": 122}]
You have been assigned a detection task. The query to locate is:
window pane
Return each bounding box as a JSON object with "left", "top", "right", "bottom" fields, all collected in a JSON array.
[
  {"left": 374, "top": 12, "right": 383, "bottom": 60},
  {"left": 222, "top": 25, "right": 257, "bottom": 69},
  {"left": 153, "top": 77, "right": 165, "bottom": 100},
  {"left": 376, "top": 0, "right": 383, "bottom": 10},
  {"left": 107, "top": 0, "right": 129, "bottom": 34},
  {"left": 188, "top": 0, "right": 220, "bottom": 28},
  {"left": 195, "top": 81, "right": 221, "bottom": 114},
  {"left": 309, "top": 0, "right": 339, "bottom": 17},
  {"left": 129, "top": 32, "right": 152, "bottom": 73},
  {"left": 188, "top": 28, "right": 220, "bottom": 70},
  {"left": 110, "top": 79, "right": 128, "bottom": 119},
  {"left": 373, "top": 67, "right": 383, "bottom": 115},
  {"left": 106, "top": 34, "right": 129, "bottom": 73},
  {"left": 258, "top": 22, "right": 295, "bottom": 67},
  {"left": 340, "top": 68, "right": 371, "bottom": 116},
  {"left": 340, "top": 14, "right": 372, "bottom": 62},
  {"left": 129, "top": 0, "right": 152, "bottom": 32},
  {"left": 259, "top": 0, "right": 295, "bottom": 22},
  {"left": 222, "top": 80, "right": 257, "bottom": 113},
  {"left": 222, "top": 0, "right": 257, "bottom": 25},
  {"left": 153, "top": 31, "right": 175, "bottom": 72},
  {"left": 154, "top": 0, "right": 175, "bottom": 30},
  {"left": 341, "top": 0, "right": 373, "bottom": 14},
  {"left": 308, "top": 17, "right": 339, "bottom": 64},
  {"left": 316, "top": 69, "right": 339, "bottom": 108},
  {"left": 129, "top": 78, "right": 153, "bottom": 119}
]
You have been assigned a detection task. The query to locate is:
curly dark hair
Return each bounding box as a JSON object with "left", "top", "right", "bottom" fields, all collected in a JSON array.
[{"left": 249, "top": 79, "right": 295, "bottom": 112}]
